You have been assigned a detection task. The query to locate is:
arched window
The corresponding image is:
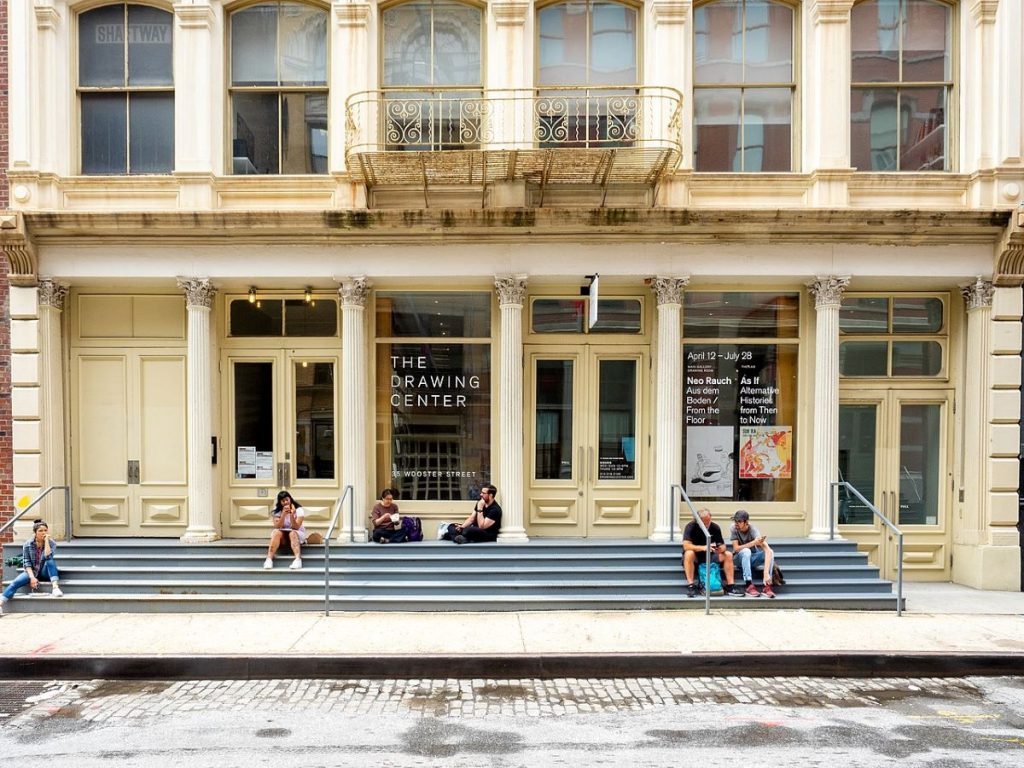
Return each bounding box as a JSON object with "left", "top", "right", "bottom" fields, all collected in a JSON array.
[
  {"left": 78, "top": 3, "right": 174, "bottom": 174},
  {"left": 851, "top": 0, "right": 952, "bottom": 171},
  {"left": 692, "top": 0, "right": 795, "bottom": 172},
  {"left": 381, "top": 1, "right": 483, "bottom": 150},
  {"left": 229, "top": 1, "right": 328, "bottom": 174}
]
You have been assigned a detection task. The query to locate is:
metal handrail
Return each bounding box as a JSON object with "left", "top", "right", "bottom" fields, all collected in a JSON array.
[
  {"left": 670, "top": 484, "right": 712, "bottom": 616},
  {"left": 830, "top": 480, "right": 904, "bottom": 617},
  {"left": 0, "top": 486, "right": 72, "bottom": 542},
  {"left": 323, "top": 485, "right": 354, "bottom": 617}
]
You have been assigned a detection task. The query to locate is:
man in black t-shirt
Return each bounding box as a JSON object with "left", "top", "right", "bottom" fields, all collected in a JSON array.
[
  {"left": 682, "top": 508, "right": 743, "bottom": 598},
  {"left": 444, "top": 483, "right": 502, "bottom": 544}
]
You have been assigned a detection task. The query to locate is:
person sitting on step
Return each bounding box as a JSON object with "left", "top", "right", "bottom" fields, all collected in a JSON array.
[
  {"left": 263, "top": 490, "right": 305, "bottom": 570},
  {"left": 370, "top": 488, "right": 409, "bottom": 544},
  {"left": 729, "top": 509, "right": 776, "bottom": 598},
  {"left": 682, "top": 508, "right": 744, "bottom": 598},
  {"left": 442, "top": 483, "right": 502, "bottom": 544},
  {"left": 1, "top": 519, "right": 64, "bottom": 615}
]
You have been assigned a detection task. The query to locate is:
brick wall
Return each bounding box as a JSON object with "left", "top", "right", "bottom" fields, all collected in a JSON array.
[{"left": 1, "top": 0, "right": 12, "bottom": 536}]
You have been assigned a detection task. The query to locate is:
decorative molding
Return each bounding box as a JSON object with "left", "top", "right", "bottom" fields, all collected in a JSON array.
[
  {"left": 995, "top": 243, "right": 1024, "bottom": 287},
  {"left": 652, "top": 276, "right": 690, "bottom": 306},
  {"left": 807, "top": 275, "right": 850, "bottom": 309},
  {"left": 969, "top": 0, "right": 1000, "bottom": 25},
  {"left": 495, "top": 275, "right": 528, "bottom": 306},
  {"left": 339, "top": 277, "right": 371, "bottom": 306},
  {"left": 174, "top": 4, "right": 217, "bottom": 30},
  {"left": 177, "top": 277, "right": 217, "bottom": 309},
  {"left": 961, "top": 276, "right": 995, "bottom": 310},
  {"left": 37, "top": 278, "right": 69, "bottom": 311},
  {"left": 651, "top": 1, "right": 691, "bottom": 26},
  {"left": 0, "top": 213, "right": 38, "bottom": 287},
  {"left": 333, "top": 2, "right": 372, "bottom": 28},
  {"left": 811, "top": 0, "right": 855, "bottom": 25},
  {"left": 492, "top": 2, "right": 529, "bottom": 26},
  {"left": 34, "top": 5, "right": 61, "bottom": 31}
]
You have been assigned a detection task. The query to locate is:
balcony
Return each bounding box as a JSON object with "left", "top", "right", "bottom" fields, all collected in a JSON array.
[{"left": 345, "top": 86, "right": 683, "bottom": 206}]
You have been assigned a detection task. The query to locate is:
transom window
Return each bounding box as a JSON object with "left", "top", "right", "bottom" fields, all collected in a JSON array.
[
  {"left": 851, "top": 0, "right": 953, "bottom": 172},
  {"left": 693, "top": 0, "right": 795, "bottom": 172},
  {"left": 77, "top": 3, "right": 174, "bottom": 174},
  {"left": 839, "top": 295, "right": 947, "bottom": 376},
  {"left": 229, "top": 1, "right": 328, "bottom": 174}
]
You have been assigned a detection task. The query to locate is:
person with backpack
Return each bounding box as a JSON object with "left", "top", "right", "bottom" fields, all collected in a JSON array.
[
  {"left": 371, "top": 488, "right": 409, "bottom": 544},
  {"left": 729, "top": 509, "right": 776, "bottom": 598},
  {"left": 682, "top": 508, "right": 743, "bottom": 598}
]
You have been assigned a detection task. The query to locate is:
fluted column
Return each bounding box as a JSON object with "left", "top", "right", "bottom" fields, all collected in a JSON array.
[
  {"left": 651, "top": 276, "right": 689, "bottom": 541},
  {"left": 339, "top": 277, "right": 370, "bottom": 542},
  {"left": 808, "top": 276, "right": 850, "bottom": 539},
  {"left": 178, "top": 278, "right": 219, "bottom": 543},
  {"left": 959, "top": 278, "right": 994, "bottom": 543},
  {"left": 495, "top": 275, "right": 528, "bottom": 541},
  {"left": 37, "top": 279, "right": 68, "bottom": 537}
]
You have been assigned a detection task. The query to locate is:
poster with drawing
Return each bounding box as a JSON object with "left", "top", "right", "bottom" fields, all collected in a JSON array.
[
  {"left": 739, "top": 426, "right": 792, "bottom": 479},
  {"left": 685, "top": 426, "right": 735, "bottom": 497}
]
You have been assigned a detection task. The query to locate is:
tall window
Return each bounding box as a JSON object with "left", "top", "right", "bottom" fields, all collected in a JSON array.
[
  {"left": 229, "top": 2, "right": 328, "bottom": 174},
  {"left": 851, "top": 0, "right": 952, "bottom": 171},
  {"left": 692, "top": 0, "right": 795, "bottom": 172},
  {"left": 78, "top": 3, "right": 174, "bottom": 174},
  {"left": 381, "top": 1, "right": 483, "bottom": 150}
]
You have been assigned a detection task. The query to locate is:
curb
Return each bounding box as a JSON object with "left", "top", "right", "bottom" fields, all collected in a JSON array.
[{"left": 1, "top": 653, "right": 1023, "bottom": 680}]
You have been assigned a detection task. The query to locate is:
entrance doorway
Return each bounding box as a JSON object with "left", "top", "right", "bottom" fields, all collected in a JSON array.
[
  {"left": 525, "top": 345, "right": 647, "bottom": 537},
  {"left": 221, "top": 350, "right": 340, "bottom": 536},
  {"left": 838, "top": 389, "right": 952, "bottom": 579}
]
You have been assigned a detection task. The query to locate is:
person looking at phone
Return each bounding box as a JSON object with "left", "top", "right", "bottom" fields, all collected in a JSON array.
[
  {"left": 682, "top": 508, "right": 743, "bottom": 598},
  {"left": 442, "top": 483, "right": 502, "bottom": 544},
  {"left": 264, "top": 491, "right": 306, "bottom": 570},
  {"left": 730, "top": 509, "right": 776, "bottom": 598},
  {"left": 1, "top": 520, "right": 63, "bottom": 614}
]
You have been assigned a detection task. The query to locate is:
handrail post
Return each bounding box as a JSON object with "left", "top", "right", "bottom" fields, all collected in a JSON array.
[
  {"left": 669, "top": 488, "right": 675, "bottom": 543},
  {"left": 829, "top": 481, "right": 835, "bottom": 541},
  {"left": 897, "top": 532, "right": 904, "bottom": 617},
  {"left": 64, "top": 486, "right": 72, "bottom": 542}
]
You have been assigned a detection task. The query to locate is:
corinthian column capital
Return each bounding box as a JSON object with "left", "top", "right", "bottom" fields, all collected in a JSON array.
[
  {"left": 37, "top": 277, "right": 69, "bottom": 311},
  {"left": 495, "top": 275, "right": 528, "bottom": 306},
  {"left": 808, "top": 276, "right": 851, "bottom": 309},
  {"left": 652, "top": 276, "right": 690, "bottom": 306},
  {"left": 177, "top": 277, "right": 216, "bottom": 309},
  {"left": 338, "top": 277, "right": 371, "bottom": 307},
  {"left": 961, "top": 277, "right": 994, "bottom": 311}
]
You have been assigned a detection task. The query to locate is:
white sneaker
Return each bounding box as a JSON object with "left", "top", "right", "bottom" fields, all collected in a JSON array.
[
  {"left": 51, "top": 585, "right": 64, "bottom": 598},
  {"left": 263, "top": 557, "right": 273, "bottom": 569},
  {"left": 289, "top": 558, "right": 302, "bottom": 570}
]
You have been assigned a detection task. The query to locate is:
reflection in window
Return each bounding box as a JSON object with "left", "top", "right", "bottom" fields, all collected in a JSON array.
[
  {"left": 229, "top": 298, "right": 338, "bottom": 337},
  {"left": 531, "top": 298, "right": 642, "bottom": 334},
  {"left": 229, "top": 2, "right": 328, "bottom": 174},
  {"left": 78, "top": 4, "right": 174, "bottom": 174},
  {"left": 683, "top": 292, "right": 799, "bottom": 338},
  {"left": 535, "top": 360, "right": 574, "bottom": 480},
  {"left": 294, "top": 362, "right": 335, "bottom": 480},
  {"left": 839, "top": 294, "right": 946, "bottom": 377},
  {"left": 234, "top": 362, "right": 274, "bottom": 479},
  {"left": 693, "top": 0, "right": 794, "bottom": 172}
]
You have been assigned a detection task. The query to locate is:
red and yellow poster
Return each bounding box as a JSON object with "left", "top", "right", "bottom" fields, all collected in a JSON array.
[{"left": 739, "top": 426, "right": 792, "bottom": 479}]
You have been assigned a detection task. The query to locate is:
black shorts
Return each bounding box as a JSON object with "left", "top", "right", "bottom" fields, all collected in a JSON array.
[{"left": 685, "top": 549, "right": 723, "bottom": 565}]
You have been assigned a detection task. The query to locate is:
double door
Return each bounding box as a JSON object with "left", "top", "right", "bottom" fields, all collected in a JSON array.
[
  {"left": 221, "top": 350, "right": 340, "bottom": 536},
  {"left": 838, "top": 389, "right": 952, "bottom": 579},
  {"left": 525, "top": 345, "right": 647, "bottom": 537}
]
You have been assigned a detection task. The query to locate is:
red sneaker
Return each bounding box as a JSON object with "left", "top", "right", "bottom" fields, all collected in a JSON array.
[
  {"left": 744, "top": 583, "right": 760, "bottom": 598},
  {"left": 762, "top": 584, "right": 776, "bottom": 599}
]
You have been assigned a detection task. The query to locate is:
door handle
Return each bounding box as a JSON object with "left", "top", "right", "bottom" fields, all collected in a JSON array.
[
  {"left": 127, "top": 460, "right": 140, "bottom": 485},
  {"left": 589, "top": 447, "right": 594, "bottom": 483}
]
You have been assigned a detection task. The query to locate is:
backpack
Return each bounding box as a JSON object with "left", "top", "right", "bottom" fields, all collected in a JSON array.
[
  {"left": 698, "top": 561, "right": 724, "bottom": 596},
  {"left": 771, "top": 562, "right": 786, "bottom": 586},
  {"left": 400, "top": 516, "right": 423, "bottom": 543}
]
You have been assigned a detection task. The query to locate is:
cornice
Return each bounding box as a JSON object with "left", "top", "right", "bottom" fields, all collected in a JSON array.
[
  {"left": 492, "top": 2, "right": 529, "bottom": 26},
  {"left": 174, "top": 4, "right": 217, "bottom": 30},
  {"left": 969, "top": 0, "right": 1000, "bottom": 25},
  {"left": 0, "top": 213, "right": 38, "bottom": 287},
  {"left": 811, "top": 0, "right": 855, "bottom": 25},
  {"left": 333, "top": 2, "right": 372, "bottom": 28},
  {"left": 34, "top": 5, "right": 61, "bottom": 31},
  {"left": 651, "top": 1, "right": 690, "bottom": 26}
]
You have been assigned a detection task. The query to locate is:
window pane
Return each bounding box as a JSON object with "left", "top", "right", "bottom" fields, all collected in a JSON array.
[
  {"left": 376, "top": 292, "right": 491, "bottom": 338},
  {"left": 284, "top": 298, "right": 337, "bottom": 336},
  {"left": 532, "top": 299, "right": 586, "bottom": 333},
  {"left": 892, "top": 341, "right": 942, "bottom": 376},
  {"left": 230, "top": 299, "right": 283, "bottom": 336},
  {"left": 898, "top": 403, "right": 941, "bottom": 525},
  {"left": 899, "top": 87, "right": 946, "bottom": 171},
  {"left": 383, "top": 2, "right": 432, "bottom": 86},
  {"left": 851, "top": 0, "right": 900, "bottom": 83},
  {"left": 538, "top": 2, "right": 587, "bottom": 85},
  {"left": 590, "top": 3, "right": 637, "bottom": 85},
  {"left": 838, "top": 405, "right": 878, "bottom": 525},
  {"left": 851, "top": 87, "right": 898, "bottom": 171},
  {"left": 81, "top": 93, "right": 128, "bottom": 175},
  {"left": 683, "top": 292, "right": 800, "bottom": 339},
  {"left": 840, "top": 341, "right": 888, "bottom": 376},
  {"left": 694, "top": 89, "right": 741, "bottom": 171},
  {"left": 892, "top": 297, "right": 943, "bottom": 333},
  {"left": 693, "top": 0, "right": 743, "bottom": 84},
  {"left": 598, "top": 360, "right": 636, "bottom": 480},
  {"left": 591, "top": 299, "right": 642, "bottom": 333},
  {"left": 280, "top": 93, "right": 328, "bottom": 174},
  {"left": 434, "top": 3, "right": 482, "bottom": 86},
  {"left": 377, "top": 343, "right": 491, "bottom": 501},
  {"left": 80, "top": 5, "right": 126, "bottom": 87},
  {"left": 902, "top": 0, "right": 950, "bottom": 83},
  {"left": 232, "top": 92, "right": 279, "bottom": 174},
  {"left": 234, "top": 362, "right": 274, "bottom": 478},
  {"left": 744, "top": 0, "right": 792, "bottom": 84},
  {"left": 535, "top": 360, "right": 574, "bottom": 480},
  {"left": 231, "top": 3, "right": 278, "bottom": 85},
  {"left": 127, "top": 5, "right": 173, "bottom": 86},
  {"left": 129, "top": 93, "right": 174, "bottom": 174},
  {"left": 743, "top": 87, "right": 791, "bottom": 172},
  {"left": 840, "top": 296, "right": 889, "bottom": 333},
  {"left": 279, "top": 2, "right": 327, "bottom": 86},
  {"left": 294, "top": 362, "right": 334, "bottom": 480}
]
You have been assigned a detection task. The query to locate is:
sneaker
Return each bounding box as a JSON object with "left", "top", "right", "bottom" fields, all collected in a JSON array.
[
  {"left": 289, "top": 558, "right": 302, "bottom": 570},
  {"left": 453, "top": 535, "right": 467, "bottom": 545},
  {"left": 51, "top": 585, "right": 64, "bottom": 598},
  {"left": 762, "top": 584, "right": 776, "bottom": 599},
  {"left": 686, "top": 582, "right": 700, "bottom": 598},
  {"left": 744, "top": 583, "right": 760, "bottom": 598},
  {"left": 726, "top": 585, "right": 745, "bottom": 597},
  {"left": 263, "top": 557, "right": 273, "bottom": 570}
]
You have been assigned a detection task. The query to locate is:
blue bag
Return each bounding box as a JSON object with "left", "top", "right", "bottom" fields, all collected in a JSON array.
[{"left": 698, "top": 561, "right": 724, "bottom": 596}]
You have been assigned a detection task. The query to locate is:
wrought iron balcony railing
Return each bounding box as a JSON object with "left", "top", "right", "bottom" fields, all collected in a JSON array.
[{"left": 345, "top": 86, "right": 683, "bottom": 194}]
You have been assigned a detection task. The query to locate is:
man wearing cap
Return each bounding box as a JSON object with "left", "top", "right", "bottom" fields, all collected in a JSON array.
[
  {"left": 729, "top": 510, "right": 776, "bottom": 598},
  {"left": 682, "top": 508, "right": 744, "bottom": 598}
]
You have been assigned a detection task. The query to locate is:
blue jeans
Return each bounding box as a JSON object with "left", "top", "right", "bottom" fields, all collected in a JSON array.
[
  {"left": 3, "top": 558, "right": 58, "bottom": 600},
  {"left": 736, "top": 548, "right": 769, "bottom": 583}
]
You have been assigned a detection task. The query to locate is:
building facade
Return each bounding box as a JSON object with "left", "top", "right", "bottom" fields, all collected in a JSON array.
[{"left": 1, "top": 0, "right": 1023, "bottom": 589}]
